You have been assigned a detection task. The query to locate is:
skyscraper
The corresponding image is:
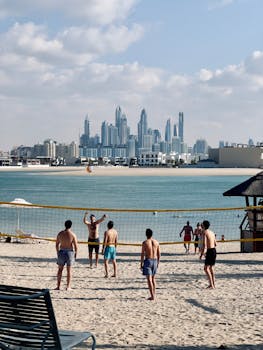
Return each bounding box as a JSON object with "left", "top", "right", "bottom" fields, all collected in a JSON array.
[
  {"left": 138, "top": 108, "right": 148, "bottom": 148},
  {"left": 119, "top": 114, "right": 128, "bottom": 145},
  {"left": 173, "top": 123, "right": 178, "bottom": 137},
  {"left": 101, "top": 121, "right": 109, "bottom": 146},
  {"left": 80, "top": 115, "right": 90, "bottom": 147},
  {"left": 84, "top": 116, "right": 90, "bottom": 138},
  {"left": 165, "top": 118, "right": 171, "bottom": 143},
  {"left": 178, "top": 112, "right": 184, "bottom": 143}
]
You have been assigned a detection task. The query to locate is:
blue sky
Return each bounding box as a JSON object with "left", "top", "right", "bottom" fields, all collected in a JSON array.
[{"left": 0, "top": 0, "right": 263, "bottom": 151}]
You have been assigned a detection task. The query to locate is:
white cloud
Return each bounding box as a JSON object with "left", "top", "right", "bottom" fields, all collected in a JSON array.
[
  {"left": 199, "top": 69, "right": 213, "bottom": 81},
  {"left": 0, "top": 1, "right": 262, "bottom": 150},
  {"left": 1, "top": 49, "right": 263, "bottom": 150},
  {"left": 0, "top": 0, "right": 139, "bottom": 24},
  {"left": 59, "top": 23, "right": 144, "bottom": 56}
]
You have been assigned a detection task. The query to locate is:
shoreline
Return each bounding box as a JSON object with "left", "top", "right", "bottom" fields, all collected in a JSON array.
[{"left": 0, "top": 166, "right": 261, "bottom": 177}]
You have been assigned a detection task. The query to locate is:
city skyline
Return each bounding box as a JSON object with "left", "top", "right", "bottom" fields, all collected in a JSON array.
[{"left": 0, "top": 0, "right": 263, "bottom": 151}]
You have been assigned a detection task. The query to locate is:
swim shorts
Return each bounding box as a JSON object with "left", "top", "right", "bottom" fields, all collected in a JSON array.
[
  {"left": 104, "top": 246, "right": 116, "bottom": 260},
  {"left": 88, "top": 238, "right": 100, "bottom": 254},
  {"left": 143, "top": 258, "right": 158, "bottom": 276},
  {"left": 205, "top": 248, "right": 217, "bottom": 266},
  {"left": 57, "top": 249, "right": 74, "bottom": 266},
  {"left": 184, "top": 234, "right": 191, "bottom": 242}
]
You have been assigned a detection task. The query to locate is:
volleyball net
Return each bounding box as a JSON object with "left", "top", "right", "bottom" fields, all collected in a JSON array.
[{"left": 1, "top": 201, "right": 263, "bottom": 252}]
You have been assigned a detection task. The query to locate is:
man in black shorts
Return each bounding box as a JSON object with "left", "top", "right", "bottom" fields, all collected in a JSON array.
[
  {"left": 200, "top": 220, "right": 217, "bottom": 289},
  {"left": 83, "top": 211, "right": 107, "bottom": 268}
]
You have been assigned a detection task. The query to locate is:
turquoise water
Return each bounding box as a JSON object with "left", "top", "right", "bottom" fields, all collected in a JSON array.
[
  {"left": 0, "top": 171, "right": 249, "bottom": 209},
  {"left": 0, "top": 171, "right": 250, "bottom": 242}
]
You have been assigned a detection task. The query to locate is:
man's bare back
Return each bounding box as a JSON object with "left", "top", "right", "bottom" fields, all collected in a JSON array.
[
  {"left": 142, "top": 238, "right": 159, "bottom": 259},
  {"left": 104, "top": 228, "right": 118, "bottom": 246},
  {"left": 56, "top": 229, "right": 77, "bottom": 251}
]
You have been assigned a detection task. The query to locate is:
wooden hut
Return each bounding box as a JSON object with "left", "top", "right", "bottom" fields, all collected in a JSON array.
[{"left": 223, "top": 171, "right": 263, "bottom": 252}]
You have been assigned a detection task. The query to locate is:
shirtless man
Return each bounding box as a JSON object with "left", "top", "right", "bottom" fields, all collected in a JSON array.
[
  {"left": 101, "top": 221, "right": 118, "bottom": 278},
  {"left": 55, "top": 220, "right": 78, "bottom": 291},
  {"left": 141, "top": 228, "right": 161, "bottom": 301},
  {"left": 200, "top": 220, "right": 217, "bottom": 289},
  {"left": 179, "top": 221, "right": 194, "bottom": 253},
  {"left": 83, "top": 211, "right": 107, "bottom": 268}
]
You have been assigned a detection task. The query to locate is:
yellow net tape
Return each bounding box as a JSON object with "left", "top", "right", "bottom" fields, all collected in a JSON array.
[{"left": 1, "top": 202, "right": 263, "bottom": 250}]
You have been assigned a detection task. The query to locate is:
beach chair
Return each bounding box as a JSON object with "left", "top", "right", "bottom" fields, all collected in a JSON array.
[{"left": 0, "top": 285, "right": 96, "bottom": 349}]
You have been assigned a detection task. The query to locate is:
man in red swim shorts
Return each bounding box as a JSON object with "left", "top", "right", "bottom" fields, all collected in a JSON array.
[{"left": 179, "top": 221, "right": 193, "bottom": 254}]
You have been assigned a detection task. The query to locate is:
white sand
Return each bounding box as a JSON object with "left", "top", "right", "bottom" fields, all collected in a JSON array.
[
  {"left": 0, "top": 241, "right": 262, "bottom": 349},
  {"left": 0, "top": 166, "right": 261, "bottom": 177}
]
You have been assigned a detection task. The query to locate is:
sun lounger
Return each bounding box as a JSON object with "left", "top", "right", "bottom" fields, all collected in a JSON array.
[{"left": 0, "top": 285, "right": 96, "bottom": 349}]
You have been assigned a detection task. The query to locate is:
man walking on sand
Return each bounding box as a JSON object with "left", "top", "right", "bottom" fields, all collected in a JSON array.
[
  {"left": 55, "top": 220, "right": 78, "bottom": 291},
  {"left": 200, "top": 220, "right": 217, "bottom": 289},
  {"left": 101, "top": 221, "right": 118, "bottom": 278},
  {"left": 83, "top": 211, "right": 107, "bottom": 268},
  {"left": 141, "top": 228, "right": 160, "bottom": 301},
  {"left": 179, "top": 220, "right": 194, "bottom": 253}
]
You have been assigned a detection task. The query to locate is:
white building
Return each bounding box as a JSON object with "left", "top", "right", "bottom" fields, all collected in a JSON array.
[{"left": 138, "top": 152, "right": 165, "bottom": 167}]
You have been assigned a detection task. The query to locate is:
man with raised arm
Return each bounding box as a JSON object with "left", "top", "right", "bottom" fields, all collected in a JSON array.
[
  {"left": 200, "top": 220, "right": 217, "bottom": 289},
  {"left": 55, "top": 220, "right": 78, "bottom": 291},
  {"left": 141, "top": 228, "right": 161, "bottom": 301},
  {"left": 83, "top": 211, "right": 107, "bottom": 268},
  {"left": 102, "top": 220, "right": 118, "bottom": 278}
]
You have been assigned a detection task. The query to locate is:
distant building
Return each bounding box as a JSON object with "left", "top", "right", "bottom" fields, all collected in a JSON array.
[
  {"left": 178, "top": 112, "right": 184, "bottom": 143},
  {"left": 138, "top": 109, "right": 148, "bottom": 148},
  {"left": 138, "top": 152, "right": 164, "bottom": 167},
  {"left": 165, "top": 118, "right": 171, "bottom": 143},
  {"left": 209, "top": 145, "right": 263, "bottom": 168}
]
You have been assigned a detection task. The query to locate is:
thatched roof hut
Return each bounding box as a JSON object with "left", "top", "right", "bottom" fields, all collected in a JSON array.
[{"left": 223, "top": 171, "right": 263, "bottom": 206}]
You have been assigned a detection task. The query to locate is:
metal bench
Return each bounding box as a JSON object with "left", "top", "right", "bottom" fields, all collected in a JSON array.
[{"left": 0, "top": 285, "right": 96, "bottom": 349}]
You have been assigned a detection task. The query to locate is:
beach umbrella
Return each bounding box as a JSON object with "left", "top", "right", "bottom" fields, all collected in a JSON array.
[{"left": 1, "top": 198, "right": 33, "bottom": 230}]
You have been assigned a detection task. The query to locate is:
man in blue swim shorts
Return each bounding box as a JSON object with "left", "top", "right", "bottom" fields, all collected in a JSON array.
[
  {"left": 102, "top": 221, "right": 118, "bottom": 278},
  {"left": 55, "top": 220, "right": 78, "bottom": 291},
  {"left": 141, "top": 228, "right": 160, "bottom": 301}
]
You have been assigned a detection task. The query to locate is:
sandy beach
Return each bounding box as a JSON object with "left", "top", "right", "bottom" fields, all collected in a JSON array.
[
  {"left": 0, "top": 166, "right": 261, "bottom": 177},
  {"left": 0, "top": 241, "right": 262, "bottom": 350}
]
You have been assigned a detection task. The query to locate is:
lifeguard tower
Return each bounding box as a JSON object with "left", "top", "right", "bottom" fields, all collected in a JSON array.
[{"left": 223, "top": 171, "right": 263, "bottom": 252}]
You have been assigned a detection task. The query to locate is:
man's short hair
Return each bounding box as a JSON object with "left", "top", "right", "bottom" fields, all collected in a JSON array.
[
  {"left": 90, "top": 214, "right": 95, "bottom": 220},
  {"left": 107, "top": 220, "right": 114, "bottom": 229},
  {"left": 202, "top": 220, "right": 210, "bottom": 229},
  {"left": 146, "top": 228, "right": 153, "bottom": 239},
  {"left": 65, "top": 220, "right": 72, "bottom": 229}
]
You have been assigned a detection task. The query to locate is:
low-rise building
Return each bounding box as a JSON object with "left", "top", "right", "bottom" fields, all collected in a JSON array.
[{"left": 209, "top": 145, "right": 263, "bottom": 168}]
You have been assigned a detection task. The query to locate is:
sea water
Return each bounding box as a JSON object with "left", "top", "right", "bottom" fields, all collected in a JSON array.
[{"left": 0, "top": 170, "right": 251, "bottom": 242}]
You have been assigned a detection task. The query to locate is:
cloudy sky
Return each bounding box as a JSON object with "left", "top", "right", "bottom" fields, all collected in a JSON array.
[{"left": 0, "top": 0, "right": 262, "bottom": 151}]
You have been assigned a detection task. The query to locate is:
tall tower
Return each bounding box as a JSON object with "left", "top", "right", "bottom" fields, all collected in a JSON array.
[
  {"left": 173, "top": 123, "right": 178, "bottom": 137},
  {"left": 119, "top": 114, "right": 128, "bottom": 145},
  {"left": 178, "top": 112, "right": 184, "bottom": 143},
  {"left": 165, "top": 118, "right": 171, "bottom": 143},
  {"left": 80, "top": 115, "right": 90, "bottom": 147},
  {"left": 84, "top": 115, "right": 90, "bottom": 138},
  {"left": 115, "top": 106, "right": 122, "bottom": 129},
  {"left": 138, "top": 108, "right": 148, "bottom": 148},
  {"left": 101, "top": 121, "right": 109, "bottom": 146}
]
